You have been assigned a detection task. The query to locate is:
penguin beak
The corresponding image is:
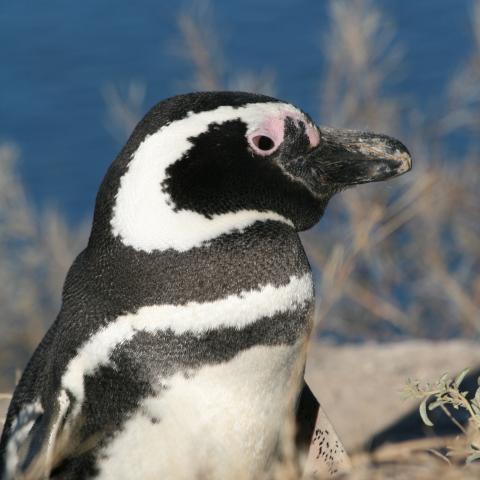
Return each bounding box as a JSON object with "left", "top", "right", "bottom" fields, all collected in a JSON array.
[{"left": 307, "top": 127, "right": 412, "bottom": 187}]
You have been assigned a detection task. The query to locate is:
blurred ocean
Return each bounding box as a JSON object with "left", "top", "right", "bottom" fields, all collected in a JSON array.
[{"left": 0, "top": 0, "right": 473, "bottom": 223}]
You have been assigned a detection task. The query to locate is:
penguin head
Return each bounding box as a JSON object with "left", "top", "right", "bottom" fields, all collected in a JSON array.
[{"left": 93, "top": 92, "right": 411, "bottom": 252}]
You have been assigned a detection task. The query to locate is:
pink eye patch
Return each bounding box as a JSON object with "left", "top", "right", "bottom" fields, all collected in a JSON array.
[{"left": 247, "top": 111, "right": 320, "bottom": 156}]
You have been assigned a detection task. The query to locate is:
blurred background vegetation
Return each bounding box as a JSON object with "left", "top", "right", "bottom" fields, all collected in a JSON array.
[{"left": 0, "top": 0, "right": 479, "bottom": 395}]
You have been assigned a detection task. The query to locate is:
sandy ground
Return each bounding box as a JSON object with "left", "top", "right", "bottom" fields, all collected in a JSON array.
[
  {"left": 306, "top": 340, "right": 480, "bottom": 451},
  {"left": 1, "top": 340, "right": 479, "bottom": 454}
]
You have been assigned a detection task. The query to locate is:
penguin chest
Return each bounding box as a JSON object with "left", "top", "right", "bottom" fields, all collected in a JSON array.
[
  {"left": 96, "top": 341, "right": 308, "bottom": 480},
  {"left": 64, "top": 271, "right": 314, "bottom": 478}
]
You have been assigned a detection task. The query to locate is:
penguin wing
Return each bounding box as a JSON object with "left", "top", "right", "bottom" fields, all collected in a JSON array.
[
  {"left": 0, "top": 326, "right": 52, "bottom": 467},
  {"left": 296, "top": 382, "right": 351, "bottom": 478},
  {"left": 0, "top": 324, "right": 74, "bottom": 479}
]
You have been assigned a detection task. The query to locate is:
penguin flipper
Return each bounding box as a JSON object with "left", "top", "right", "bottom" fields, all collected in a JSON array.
[
  {"left": 0, "top": 399, "right": 43, "bottom": 479},
  {"left": 0, "top": 329, "right": 54, "bottom": 477},
  {"left": 0, "top": 325, "right": 74, "bottom": 479},
  {"left": 1, "top": 388, "right": 75, "bottom": 479},
  {"left": 296, "top": 382, "right": 351, "bottom": 478}
]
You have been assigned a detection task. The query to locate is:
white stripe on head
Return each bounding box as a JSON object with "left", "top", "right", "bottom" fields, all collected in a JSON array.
[
  {"left": 61, "top": 273, "right": 313, "bottom": 408},
  {"left": 110, "top": 102, "right": 310, "bottom": 253}
]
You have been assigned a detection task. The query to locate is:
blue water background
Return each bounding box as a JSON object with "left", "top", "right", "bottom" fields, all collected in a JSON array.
[{"left": 0, "top": 0, "right": 474, "bottom": 223}]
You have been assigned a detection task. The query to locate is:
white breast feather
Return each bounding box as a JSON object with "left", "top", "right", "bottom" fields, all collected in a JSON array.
[{"left": 96, "top": 342, "right": 307, "bottom": 480}]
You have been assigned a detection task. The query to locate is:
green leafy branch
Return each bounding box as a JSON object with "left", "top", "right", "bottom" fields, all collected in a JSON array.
[{"left": 404, "top": 369, "right": 480, "bottom": 464}]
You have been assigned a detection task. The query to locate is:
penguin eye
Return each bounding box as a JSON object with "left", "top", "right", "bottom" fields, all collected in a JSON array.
[
  {"left": 254, "top": 136, "right": 275, "bottom": 151},
  {"left": 249, "top": 134, "right": 278, "bottom": 155}
]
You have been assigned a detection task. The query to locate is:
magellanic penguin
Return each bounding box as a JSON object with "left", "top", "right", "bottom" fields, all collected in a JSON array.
[{"left": 0, "top": 92, "right": 411, "bottom": 480}]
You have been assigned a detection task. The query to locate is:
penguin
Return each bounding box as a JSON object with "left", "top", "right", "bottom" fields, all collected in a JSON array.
[{"left": 0, "top": 91, "right": 411, "bottom": 480}]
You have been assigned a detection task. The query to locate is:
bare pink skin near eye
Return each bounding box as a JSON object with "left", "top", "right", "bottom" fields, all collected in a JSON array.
[{"left": 247, "top": 111, "right": 320, "bottom": 156}]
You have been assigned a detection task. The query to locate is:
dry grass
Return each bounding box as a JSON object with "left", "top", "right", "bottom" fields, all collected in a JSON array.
[
  {"left": 0, "top": 145, "right": 89, "bottom": 391},
  {"left": 302, "top": 0, "right": 480, "bottom": 341},
  {"left": 345, "top": 448, "right": 480, "bottom": 480},
  {"left": 175, "top": 1, "right": 276, "bottom": 96}
]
